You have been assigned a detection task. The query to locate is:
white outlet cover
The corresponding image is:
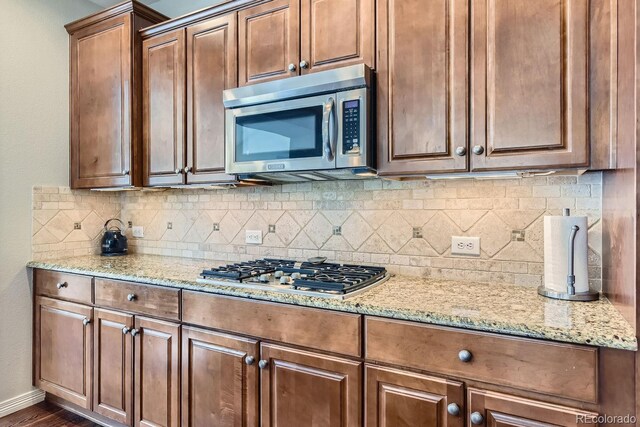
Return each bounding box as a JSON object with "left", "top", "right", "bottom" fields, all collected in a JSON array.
[
  {"left": 451, "top": 236, "right": 481, "bottom": 256},
  {"left": 245, "top": 230, "right": 263, "bottom": 245},
  {"left": 132, "top": 226, "right": 144, "bottom": 238}
]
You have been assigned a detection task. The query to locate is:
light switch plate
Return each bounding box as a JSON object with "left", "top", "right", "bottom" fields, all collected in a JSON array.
[
  {"left": 132, "top": 226, "right": 144, "bottom": 238},
  {"left": 451, "top": 236, "right": 481, "bottom": 256},
  {"left": 246, "top": 230, "right": 263, "bottom": 245}
]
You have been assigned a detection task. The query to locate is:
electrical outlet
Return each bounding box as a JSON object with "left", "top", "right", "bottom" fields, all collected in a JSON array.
[
  {"left": 132, "top": 226, "right": 144, "bottom": 238},
  {"left": 245, "top": 230, "right": 263, "bottom": 244},
  {"left": 451, "top": 236, "right": 481, "bottom": 256}
]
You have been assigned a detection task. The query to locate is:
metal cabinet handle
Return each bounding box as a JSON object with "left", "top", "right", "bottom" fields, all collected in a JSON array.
[
  {"left": 472, "top": 145, "right": 485, "bottom": 155},
  {"left": 175, "top": 167, "right": 184, "bottom": 174},
  {"left": 447, "top": 403, "right": 460, "bottom": 416},
  {"left": 458, "top": 349, "right": 473, "bottom": 363},
  {"left": 299, "top": 60, "right": 309, "bottom": 69},
  {"left": 245, "top": 356, "right": 255, "bottom": 366},
  {"left": 82, "top": 317, "right": 91, "bottom": 326},
  {"left": 288, "top": 63, "right": 297, "bottom": 72},
  {"left": 122, "top": 327, "right": 131, "bottom": 335},
  {"left": 455, "top": 146, "right": 467, "bottom": 156},
  {"left": 130, "top": 328, "right": 140, "bottom": 337},
  {"left": 470, "top": 412, "right": 484, "bottom": 425},
  {"left": 184, "top": 166, "right": 192, "bottom": 174},
  {"left": 56, "top": 282, "right": 67, "bottom": 289},
  {"left": 122, "top": 169, "right": 129, "bottom": 176},
  {"left": 258, "top": 360, "right": 268, "bottom": 369},
  {"left": 127, "top": 293, "right": 136, "bottom": 302}
]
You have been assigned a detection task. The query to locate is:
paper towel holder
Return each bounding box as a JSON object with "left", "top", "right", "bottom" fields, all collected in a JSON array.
[{"left": 537, "top": 209, "right": 599, "bottom": 302}]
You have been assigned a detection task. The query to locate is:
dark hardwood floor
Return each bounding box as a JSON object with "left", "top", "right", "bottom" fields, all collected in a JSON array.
[{"left": 0, "top": 401, "right": 97, "bottom": 427}]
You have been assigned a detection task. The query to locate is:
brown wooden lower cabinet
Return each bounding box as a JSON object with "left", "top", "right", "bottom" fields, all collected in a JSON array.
[
  {"left": 134, "top": 316, "right": 181, "bottom": 427},
  {"left": 467, "top": 388, "right": 599, "bottom": 427},
  {"left": 93, "top": 308, "right": 134, "bottom": 425},
  {"left": 34, "top": 296, "right": 93, "bottom": 409},
  {"left": 365, "top": 365, "right": 464, "bottom": 427},
  {"left": 181, "top": 326, "right": 259, "bottom": 427},
  {"left": 259, "top": 343, "right": 362, "bottom": 427}
]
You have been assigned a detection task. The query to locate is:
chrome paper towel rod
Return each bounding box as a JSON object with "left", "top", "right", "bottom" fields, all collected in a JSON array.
[{"left": 537, "top": 208, "right": 599, "bottom": 301}]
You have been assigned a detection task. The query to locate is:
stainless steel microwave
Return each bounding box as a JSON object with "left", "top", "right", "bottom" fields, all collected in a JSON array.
[{"left": 223, "top": 64, "right": 374, "bottom": 182}]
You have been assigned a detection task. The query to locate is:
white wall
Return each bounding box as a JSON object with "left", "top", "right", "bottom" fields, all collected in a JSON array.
[{"left": 0, "top": 0, "right": 100, "bottom": 404}]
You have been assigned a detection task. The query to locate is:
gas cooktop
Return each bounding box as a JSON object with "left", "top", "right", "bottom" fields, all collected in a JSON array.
[{"left": 197, "top": 258, "right": 389, "bottom": 299}]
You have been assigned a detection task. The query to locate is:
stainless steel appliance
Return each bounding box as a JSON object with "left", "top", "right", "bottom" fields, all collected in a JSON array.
[
  {"left": 197, "top": 258, "right": 389, "bottom": 300},
  {"left": 223, "top": 64, "right": 375, "bottom": 182}
]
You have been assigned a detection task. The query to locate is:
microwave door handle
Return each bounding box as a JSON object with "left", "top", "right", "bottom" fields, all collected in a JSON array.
[{"left": 322, "top": 97, "right": 335, "bottom": 161}]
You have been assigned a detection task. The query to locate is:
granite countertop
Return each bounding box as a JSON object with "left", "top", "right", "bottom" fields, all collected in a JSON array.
[{"left": 27, "top": 254, "right": 637, "bottom": 351}]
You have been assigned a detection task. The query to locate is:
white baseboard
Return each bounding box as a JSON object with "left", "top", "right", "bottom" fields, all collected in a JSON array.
[{"left": 0, "top": 389, "right": 46, "bottom": 418}]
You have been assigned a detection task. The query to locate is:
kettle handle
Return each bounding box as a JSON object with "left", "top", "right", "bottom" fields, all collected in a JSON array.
[{"left": 104, "top": 218, "right": 125, "bottom": 232}]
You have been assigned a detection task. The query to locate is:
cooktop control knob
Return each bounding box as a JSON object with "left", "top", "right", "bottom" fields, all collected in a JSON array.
[
  {"left": 274, "top": 270, "right": 284, "bottom": 278},
  {"left": 291, "top": 272, "right": 302, "bottom": 280},
  {"left": 259, "top": 274, "right": 271, "bottom": 282},
  {"left": 280, "top": 276, "right": 292, "bottom": 284}
]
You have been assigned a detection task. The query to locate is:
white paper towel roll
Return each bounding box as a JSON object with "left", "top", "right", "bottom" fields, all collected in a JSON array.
[{"left": 543, "top": 214, "right": 589, "bottom": 293}]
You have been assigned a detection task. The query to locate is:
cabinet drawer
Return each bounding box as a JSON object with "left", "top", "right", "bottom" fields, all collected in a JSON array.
[
  {"left": 34, "top": 269, "right": 93, "bottom": 304},
  {"left": 182, "top": 291, "right": 362, "bottom": 357},
  {"left": 365, "top": 317, "right": 598, "bottom": 403},
  {"left": 94, "top": 279, "right": 180, "bottom": 321}
]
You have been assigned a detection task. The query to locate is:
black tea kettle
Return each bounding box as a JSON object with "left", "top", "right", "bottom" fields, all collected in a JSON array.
[{"left": 101, "top": 218, "right": 128, "bottom": 256}]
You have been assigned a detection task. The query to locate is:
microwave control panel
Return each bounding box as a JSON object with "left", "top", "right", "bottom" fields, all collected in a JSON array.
[{"left": 342, "top": 100, "right": 360, "bottom": 154}]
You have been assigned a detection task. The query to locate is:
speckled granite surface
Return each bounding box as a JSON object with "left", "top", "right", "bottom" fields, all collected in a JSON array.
[{"left": 27, "top": 254, "right": 637, "bottom": 351}]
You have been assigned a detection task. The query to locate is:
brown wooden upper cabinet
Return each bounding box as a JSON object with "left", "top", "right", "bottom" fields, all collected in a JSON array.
[
  {"left": 66, "top": 2, "right": 167, "bottom": 189},
  {"left": 377, "top": 0, "right": 469, "bottom": 176},
  {"left": 378, "top": 0, "right": 590, "bottom": 176},
  {"left": 238, "top": 0, "right": 374, "bottom": 86},
  {"left": 142, "top": 14, "right": 237, "bottom": 186}
]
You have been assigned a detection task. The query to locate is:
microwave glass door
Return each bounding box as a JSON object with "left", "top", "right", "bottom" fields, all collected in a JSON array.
[
  {"left": 235, "top": 107, "right": 323, "bottom": 162},
  {"left": 227, "top": 94, "right": 337, "bottom": 174}
]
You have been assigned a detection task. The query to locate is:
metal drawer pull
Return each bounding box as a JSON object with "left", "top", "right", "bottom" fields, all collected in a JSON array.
[
  {"left": 458, "top": 349, "right": 473, "bottom": 363},
  {"left": 82, "top": 317, "right": 91, "bottom": 326},
  {"left": 258, "top": 360, "right": 269, "bottom": 369},
  {"left": 130, "top": 328, "right": 140, "bottom": 337},
  {"left": 122, "top": 327, "right": 130, "bottom": 335},
  {"left": 127, "top": 293, "right": 136, "bottom": 301},
  {"left": 245, "top": 356, "right": 255, "bottom": 366},
  {"left": 56, "top": 282, "right": 67, "bottom": 289},
  {"left": 447, "top": 403, "right": 460, "bottom": 416},
  {"left": 470, "top": 412, "right": 484, "bottom": 425}
]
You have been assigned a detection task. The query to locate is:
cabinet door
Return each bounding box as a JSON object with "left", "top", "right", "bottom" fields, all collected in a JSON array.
[
  {"left": 377, "top": 0, "right": 468, "bottom": 176},
  {"left": 186, "top": 15, "right": 238, "bottom": 184},
  {"left": 470, "top": 0, "right": 589, "bottom": 171},
  {"left": 300, "top": 0, "right": 374, "bottom": 73},
  {"left": 142, "top": 29, "right": 186, "bottom": 186},
  {"left": 365, "top": 365, "right": 464, "bottom": 427},
  {"left": 134, "top": 316, "right": 180, "bottom": 427},
  {"left": 70, "top": 15, "right": 134, "bottom": 188},
  {"left": 467, "top": 388, "right": 598, "bottom": 426},
  {"left": 34, "top": 296, "right": 93, "bottom": 409},
  {"left": 238, "top": 0, "right": 300, "bottom": 86},
  {"left": 181, "top": 326, "right": 259, "bottom": 427},
  {"left": 260, "top": 343, "right": 361, "bottom": 427},
  {"left": 93, "top": 308, "right": 133, "bottom": 426}
]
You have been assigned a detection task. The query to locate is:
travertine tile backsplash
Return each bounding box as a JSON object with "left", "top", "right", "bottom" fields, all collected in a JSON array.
[{"left": 32, "top": 173, "right": 603, "bottom": 289}]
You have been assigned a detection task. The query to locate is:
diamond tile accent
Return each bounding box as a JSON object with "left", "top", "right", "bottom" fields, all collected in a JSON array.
[
  {"left": 341, "top": 213, "right": 373, "bottom": 249},
  {"left": 184, "top": 212, "right": 214, "bottom": 243},
  {"left": 494, "top": 209, "right": 544, "bottom": 230},
  {"left": 423, "top": 212, "right": 462, "bottom": 254},
  {"left": 46, "top": 212, "right": 75, "bottom": 241},
  {"left": 468, "top": 212, "right": 511, "bottom": 256},
  {"left": 304, "top": 213, "right": 333, "bottom": 247},
  {"left": 378, "top": 212, "right": 412, "bottom": 252},
  {"left": 322, "top": 235, "right": 353, "bottom": 251},
  {"left": 444, "top": 210, "right": 487, "bottom": 232},
  {"left": 494, "top": 241, "right": 542, "bottom": 262},
  {"left": 289, "top": 231, "right": 318, "bottom": 249},
  {"left": 359, "top": 210, "right": 393, "bottom": 230},
  {"left": 275, "top": 212, "right": 301, "bottom": 246},
  {"left": 359, "top": 234, "right": 394, "bottom": 254},
  {"left": 219, "top": 212, "right": 242, "bottom": 243},
  {"left": 82, "top": 211, "right": 105, "bottom": 240},
  {"left": 398, "top": 239, "right": 439, "bottom": 257},
  {"left": 162, "top": 211, "right": 193, "bottom": 241}
]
